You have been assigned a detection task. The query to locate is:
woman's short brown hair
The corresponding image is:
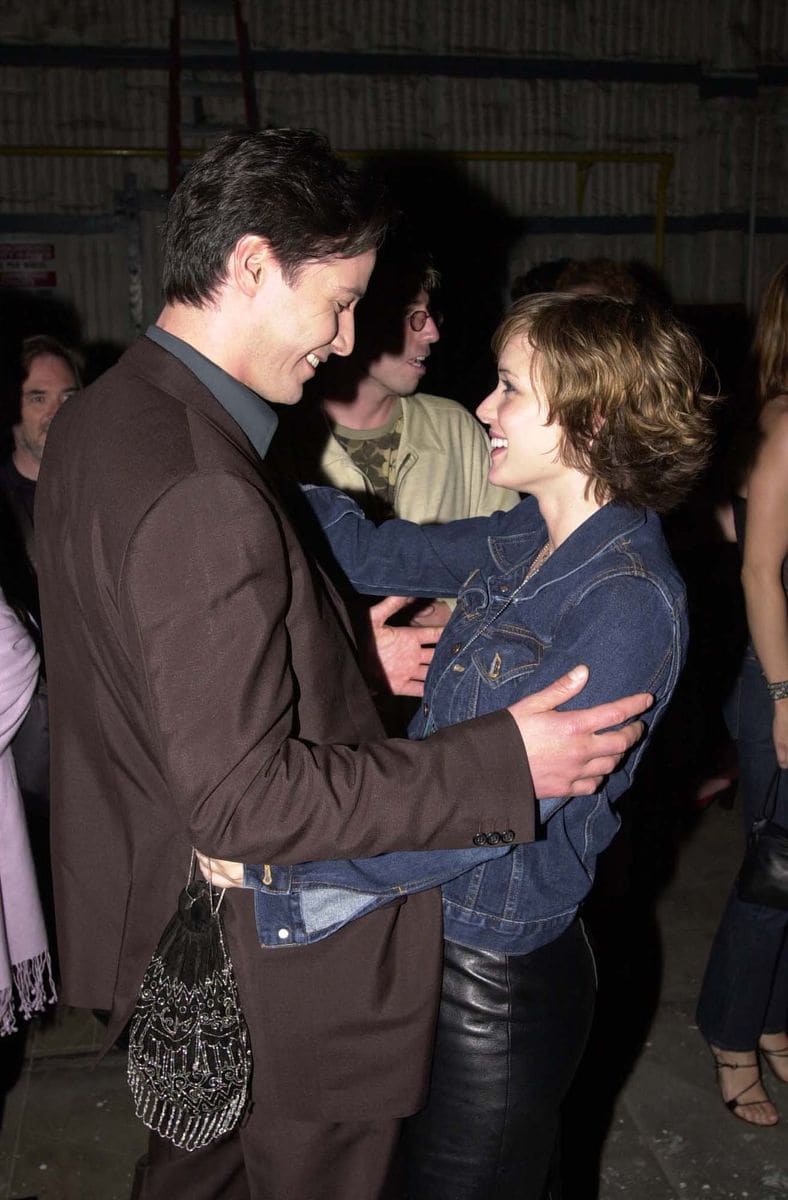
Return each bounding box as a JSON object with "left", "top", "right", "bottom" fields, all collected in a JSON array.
[{"left": 492, "top": 293, "right": 716, "bottom": 512}]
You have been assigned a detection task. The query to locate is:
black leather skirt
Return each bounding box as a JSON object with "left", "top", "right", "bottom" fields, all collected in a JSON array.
[{"left": 402, "top": 921, "right": 596, "bottom": 1200}]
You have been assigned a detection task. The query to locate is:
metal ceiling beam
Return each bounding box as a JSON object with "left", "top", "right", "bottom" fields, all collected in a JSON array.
[{"left": 0, "top": 43, "right": 777, "bottom": 94}]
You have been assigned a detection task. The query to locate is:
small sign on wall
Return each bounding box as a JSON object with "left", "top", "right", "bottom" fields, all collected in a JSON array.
[{"left": 0, "top": 241, "right": 57, "bottom": 289}]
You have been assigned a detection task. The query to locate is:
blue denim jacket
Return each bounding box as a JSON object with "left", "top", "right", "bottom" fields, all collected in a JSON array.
[{"left": 247, "top": 490, "right": 687, "bottom": 955}]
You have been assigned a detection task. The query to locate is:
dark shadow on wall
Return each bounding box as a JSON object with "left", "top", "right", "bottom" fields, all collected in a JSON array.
[
  {"left": 358, "top": 154, "right": 520, "bottom": 409},
  {"left": 0, "top": 285, "right": 83, "bottom": 353},
  {"left": 82, "top": 339, "right": 126, "bottom": 386}
]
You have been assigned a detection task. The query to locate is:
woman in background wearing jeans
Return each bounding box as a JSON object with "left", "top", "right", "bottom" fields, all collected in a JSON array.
[{"left": 697, "top": 262, "right": 788, "bottom": 1126}]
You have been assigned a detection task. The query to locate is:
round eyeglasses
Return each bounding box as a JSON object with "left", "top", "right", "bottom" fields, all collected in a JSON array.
[{"left": 407, "top": 308, "right": 444, "bottom": 333}]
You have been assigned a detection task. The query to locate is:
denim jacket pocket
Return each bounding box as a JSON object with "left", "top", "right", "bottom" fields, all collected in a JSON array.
[{"left": 471, "top": 635, "right": 544, "bottom": 687}]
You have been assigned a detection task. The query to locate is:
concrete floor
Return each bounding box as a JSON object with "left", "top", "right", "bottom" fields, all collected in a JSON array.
[{"left": 1, "top": 801, "right": 787, "bottom": 1200}]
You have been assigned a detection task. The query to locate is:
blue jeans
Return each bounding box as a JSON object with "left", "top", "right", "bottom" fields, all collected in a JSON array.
[{"left": 696, "top": 649, "right": 788, "bottom": 1049}]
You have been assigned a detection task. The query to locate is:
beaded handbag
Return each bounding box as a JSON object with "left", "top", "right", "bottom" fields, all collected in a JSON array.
[{"left": 127, "top": 860, "right": 252, "bottom": 1150}]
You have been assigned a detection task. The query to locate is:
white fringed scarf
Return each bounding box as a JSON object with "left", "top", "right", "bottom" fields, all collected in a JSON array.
[{"left": 0, "top": 594, "right": 56, "bottom": 1035}]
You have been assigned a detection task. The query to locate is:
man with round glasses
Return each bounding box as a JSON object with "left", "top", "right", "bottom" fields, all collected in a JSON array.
[{"left": 274, "top": 236, "right": 518, "bottom": 564}]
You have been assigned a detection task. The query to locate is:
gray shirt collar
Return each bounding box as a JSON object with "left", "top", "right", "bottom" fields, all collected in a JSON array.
[{"left": 145, "top": 325, "right": 278, "bottom": 460}]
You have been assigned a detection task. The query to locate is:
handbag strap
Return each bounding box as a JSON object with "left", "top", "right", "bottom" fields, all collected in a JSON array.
[
  {"left": 188, "top": 848, "right": 227, "bottom": 914},
  {"left": 758, "top": 769, "right": 785, "bottom": 824}
]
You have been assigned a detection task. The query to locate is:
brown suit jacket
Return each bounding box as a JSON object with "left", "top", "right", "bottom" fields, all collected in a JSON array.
[{"left": 35, "top": 337, "right": 533, "bottom": 1120}]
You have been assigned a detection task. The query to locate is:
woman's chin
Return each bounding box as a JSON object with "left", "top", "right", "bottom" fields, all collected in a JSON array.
[{"left": 490, "top": 466, "right": 523, "bottom": 493}]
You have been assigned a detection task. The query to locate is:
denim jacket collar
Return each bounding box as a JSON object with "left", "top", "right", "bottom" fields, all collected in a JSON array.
[{"left": 489, "top": 499, "right": 646, "bottom": 582}]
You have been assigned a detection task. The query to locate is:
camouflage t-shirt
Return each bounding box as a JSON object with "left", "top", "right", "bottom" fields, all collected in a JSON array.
[{"left": 333, "top": 399, "right": 403, "bottom": 523}]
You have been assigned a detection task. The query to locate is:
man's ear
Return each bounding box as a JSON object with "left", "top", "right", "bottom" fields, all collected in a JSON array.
[{"left": 228, "top": 235, "right": 277, "bottom": 297}]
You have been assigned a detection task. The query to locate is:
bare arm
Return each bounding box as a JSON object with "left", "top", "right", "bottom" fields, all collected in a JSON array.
[
  {"left": 741, "top": 399, "right": 788, "bottom": 765},
  {"left": 715, "top": 501, "right": 737, "bottom": 544}
]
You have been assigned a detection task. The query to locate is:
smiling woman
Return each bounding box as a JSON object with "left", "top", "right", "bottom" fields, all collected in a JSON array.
[
  {"left": 484, "top": 292, "right": 714, "bottom": 511},
  {"left": 478, "top": 339, "right": 566, "bottom": 502}
]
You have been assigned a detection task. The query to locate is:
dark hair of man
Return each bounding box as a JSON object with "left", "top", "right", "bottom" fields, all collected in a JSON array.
[
  {"left": 493, "top": 292, "right": 717, "bottom": 512},
  {"left": 21, "top": 334, "right": 82, "bottom": 390},
  {"left": 162, "top": 129, "right": 390, "bottom": 307},
  {"left": 364, "top": 236, "right": 440, "bottom": 313},
  {"left": 350, "top": 234, "right": 440, "bottom": 360}
]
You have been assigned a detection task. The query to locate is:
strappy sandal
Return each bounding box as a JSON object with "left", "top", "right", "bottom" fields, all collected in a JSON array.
[
  {"left": 713, "top": 1055, "right": 779, "bottom": 1126},
  {"left": 759, "top": 1045, "right": 788, "bottom": 1085}
]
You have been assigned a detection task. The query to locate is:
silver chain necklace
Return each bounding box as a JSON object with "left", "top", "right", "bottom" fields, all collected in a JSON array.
[{"left": 524, "top": 541, "right": 553, "bottom": 582}]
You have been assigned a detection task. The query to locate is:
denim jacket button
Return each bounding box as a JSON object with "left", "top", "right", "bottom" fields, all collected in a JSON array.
[
  {"left": 486, "top": 831, "right": 502, "bottom": 845},
  {"left": 472, "top": 833, "right": 487, "bottom": 847},
  {"left": 277, "top": 928, "right": 290, "bottom": 940},
  {"left": 423, "top": 702, "right": 429, "bottom": 715},
  {"left": 499, "top": 583, "right": 510, "bottom": 593},
  {"left": 501, "top": 829, "right": 515, "bottom": 843},
  {"left": 451, "top": 642, "right": 462, "bottom": 654}
]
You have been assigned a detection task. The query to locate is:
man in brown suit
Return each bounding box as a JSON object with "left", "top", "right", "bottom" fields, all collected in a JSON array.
[{"left": 35, "top": 130, "right": 648, "bottom": 1200}]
